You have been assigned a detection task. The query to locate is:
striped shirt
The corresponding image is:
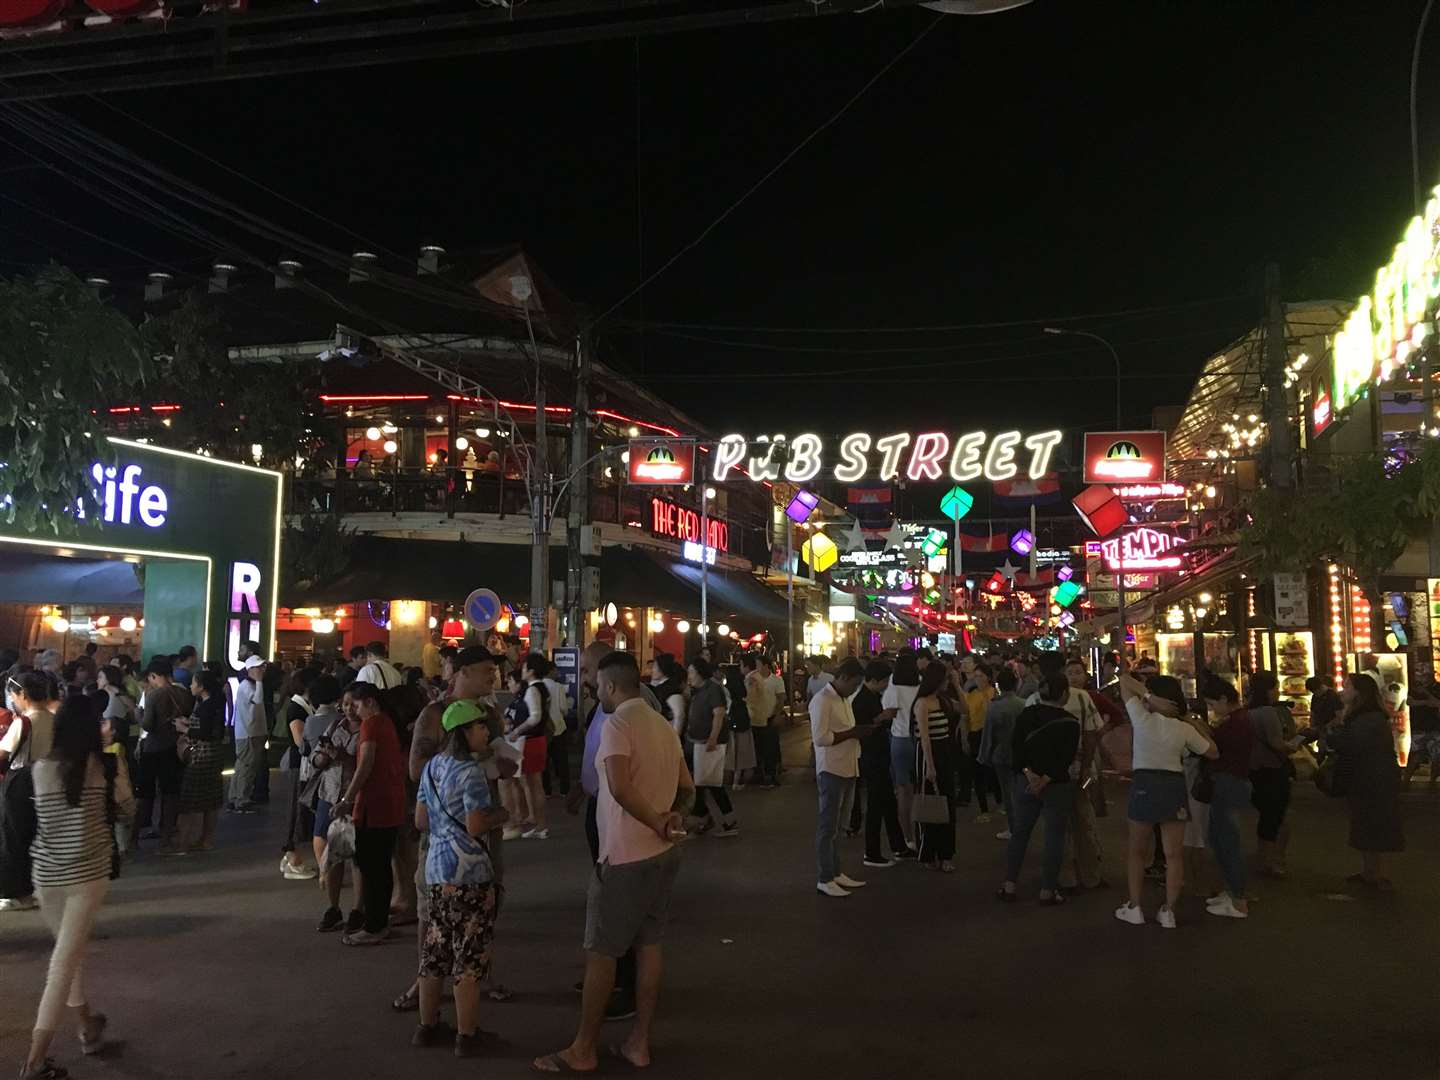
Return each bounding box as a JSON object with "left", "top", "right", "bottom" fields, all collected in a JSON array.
[
  {"left": 916, "top": 698, "right": 950, "bottom": 740},
  {"left": 31, "top": 756, "right": 112, "bottom": 888}
]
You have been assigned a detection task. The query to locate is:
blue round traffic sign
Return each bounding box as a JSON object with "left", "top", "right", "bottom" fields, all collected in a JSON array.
[{"left": 464, "top": 588, "right": 503, "bottom": 632}]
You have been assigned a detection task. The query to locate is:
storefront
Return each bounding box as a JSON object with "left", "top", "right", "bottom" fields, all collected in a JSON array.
[{"left": 0, "top": 439, "right": 284, "bottom": 672}]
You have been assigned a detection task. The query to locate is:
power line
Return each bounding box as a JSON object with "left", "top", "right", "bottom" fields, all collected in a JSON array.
[{"left": 592, "top": 11, "right": 945, "bottom": 326}]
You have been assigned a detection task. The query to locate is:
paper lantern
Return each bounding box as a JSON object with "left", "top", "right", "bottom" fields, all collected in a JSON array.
[
  {"left": 1053, "top": 580, "right": 1081, "bottom": 607},
  {"left": 801, "top": 531, "right": 839, "bottom": 572},
  {"left": 1009, "top": 529, "right": 1035, "bottom": 556},
  {"left": 1073, "top": 484, "right": 1127, "bottom": 537},
  {"left": 1055, "top": 564, "right": 1074, "bottom": 583},
  {"left": 442, "top": 619, "right": 465, "bottom": 638},
  {"left": 1058, "top": 611, "right": 1076, "bottom": 628},
  {"left": 986, "top": 571, "right": 1007, "bottom": 593},
  {"left": 940, "top": 485, "right": 975, "bottom": 522},
  {"left": 920, "top": 528, "right": 948, "bottom": 558},
  {"left": 785, "top": 489, "right": 820, "bottom": 523}
]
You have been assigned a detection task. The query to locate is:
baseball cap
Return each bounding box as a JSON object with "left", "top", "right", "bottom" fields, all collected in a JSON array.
[
  {"left": 453, "top": 646, "right": 493, "bottom": 669},
  {"left": 442, "top": 699, "right": 491, "bottom": 732},
  {"left": 242, "top": 655, "right": 268, "bottom": 671}
]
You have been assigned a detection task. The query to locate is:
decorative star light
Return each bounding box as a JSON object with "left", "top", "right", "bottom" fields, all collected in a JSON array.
[
  {"left": 883, "top": 519, "right": 907, "bottom": 552},
  {"left": 842, "top": 518, "right": 869, "bottom": 553},
  {"left": 999, "top": 559, "right": 1020, "bottom": 581}
]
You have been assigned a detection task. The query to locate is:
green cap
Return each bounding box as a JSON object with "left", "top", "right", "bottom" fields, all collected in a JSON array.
[{"left": 442, "top": 700, "right": 489, "bottom": 733}]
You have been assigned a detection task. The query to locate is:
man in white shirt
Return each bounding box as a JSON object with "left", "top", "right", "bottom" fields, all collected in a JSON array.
[
  {"left": 809, "top": 657, "right": 872, "bottom": 898},
  {"left": 355, "top": 641, "right": 402, "bottom": 690},
  {"left": 229, "top": 655, "right": 269, "bottom": 813},
  {"left": 804, "top": 656, "right": 834, "bottom": 705},
  {"left": 534, "top": 652, "right": 692, "bottom": 1075}
]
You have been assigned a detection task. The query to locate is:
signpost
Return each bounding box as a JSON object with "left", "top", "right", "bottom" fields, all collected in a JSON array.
[
  {"left": 464, "top": 587, "right": 503, "bottom": 633},
  {"left": 551, "top": 646, "right": 580, "bottom": 721}
]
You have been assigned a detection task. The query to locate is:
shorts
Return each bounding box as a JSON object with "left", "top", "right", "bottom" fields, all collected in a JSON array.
[
  {"left": 419, "top": 882, "right": 497, "bottom": 981},
  {"left": 313, "top": 798, "right": 335, "bottom": 841},
  {"left": 1127, "top": 769, "right": 1189, "bottom": 824},
  {"left": 584, "top": 847, "right": 681, "bottom": 958},
  {"left": 521, "top": 735, "right": 549, "bottom": 776},
  {"left": 889, "top": 735, "right": 916, "bottom": 788}
]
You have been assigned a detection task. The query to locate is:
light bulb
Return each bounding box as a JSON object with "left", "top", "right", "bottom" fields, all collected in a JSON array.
[
  {"left": 676, "top": 620, "right": 691, "bottom": 634},
  {"left": 475, "top": 427, "right": 490, "bottom": 438},
  {"left": 717, "top": 623, "right": 730, "bottom": 637},
  {"left": 455, "top": 436, "right": 469, "bottom": 451},
  {"left": 366, "top": 426, "right": 381, "bottom": 441},
  {"left": 119, "top": 616, "right": 138, "bottom": 633},
  {"left": 383, "top": 439, "right": 398, "bottom": 454},
  {"left": 50, "top": 616, "right": 70, "bottom": 634}
]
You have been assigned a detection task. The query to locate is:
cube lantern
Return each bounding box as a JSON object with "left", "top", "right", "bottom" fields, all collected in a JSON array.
[
  {"left": 1072, "top": 484, "right": 1127, "bottom": 537},
  {"left": 940, "top": 485, "right": 975, "bottom": 522},
  {"left": 920, "top": 528, "right": 948, "bottom": 558},
  {"left": 801, "top": 531, "right": 838, "bottom": 572},
  {"left": 786, "top": 489, "right": 820, "bottom": 523},
  {"left": 1053, "top": 580, "right": 1081, "bottom": 607},
  {"left": 1009, "top": 528, "right": 1035, "bottom": 556}
]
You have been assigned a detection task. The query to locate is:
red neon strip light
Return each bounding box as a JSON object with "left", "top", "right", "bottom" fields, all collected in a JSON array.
[
  {"left": 104, "top": 403, "right": 183, "bottom": 414},
  {"left": 318, "top": 394, "right": 430, "bottom": 402}
]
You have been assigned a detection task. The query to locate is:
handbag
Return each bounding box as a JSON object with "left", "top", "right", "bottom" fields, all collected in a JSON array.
[
  {"left": 692, "top": 743, "right": 726, "bottom": 788},
  {"left": 910, "top": 743, "right": 950, "bottom": 824}
]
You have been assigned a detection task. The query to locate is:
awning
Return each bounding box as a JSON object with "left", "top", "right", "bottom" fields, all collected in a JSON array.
[
  {"left": 287, "top": 535, "right": 564, "bottom": 607},
  {"left": 601, "top": 546, "right": 792, "bottom": 626},
  {"left": 0, "top": 552, "right": 145, "bottom": 604}
]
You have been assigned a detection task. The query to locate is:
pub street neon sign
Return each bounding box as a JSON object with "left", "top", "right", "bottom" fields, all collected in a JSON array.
[{"left": 707, "top": 430, "right": 1064, "bottom": 485}]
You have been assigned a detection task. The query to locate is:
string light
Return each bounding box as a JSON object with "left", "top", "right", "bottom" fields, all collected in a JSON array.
[{"left": 1329, "top": 564, "right": 1345, "bottom": 690}]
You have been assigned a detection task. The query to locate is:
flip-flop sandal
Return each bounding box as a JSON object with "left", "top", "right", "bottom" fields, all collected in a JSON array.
[
  {"left": 487, "top": 985, "right": 515, "bottom": 1002},
  {"left": 604, "top": 1044, "right": 648, "bottom": 1070},
  {"left": 532, "top": 1052, "right": 596, "bottom": 1074},
  {"left": 392, "top": 988, "right": 420, "bottom": 1012}
]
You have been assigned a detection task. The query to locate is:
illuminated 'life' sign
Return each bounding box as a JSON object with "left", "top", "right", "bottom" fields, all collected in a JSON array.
[
  {"left": 78, "top": 462, "right": 169, "bottom": 527},
  {"left": 708, "top": 430, "right": 1064, "bottom": 484},
  {"left": 1098, "top": 528, "right": 1184, "bottom": 571}
]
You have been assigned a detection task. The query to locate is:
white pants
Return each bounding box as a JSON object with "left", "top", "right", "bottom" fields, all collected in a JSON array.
[{"left": 34, "top": 878, "right": 110, "bottom": 1033}]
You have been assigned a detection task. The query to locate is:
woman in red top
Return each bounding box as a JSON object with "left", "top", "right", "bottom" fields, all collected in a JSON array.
[
  {"left": 335, "top": 682, "right": 407, "bottom": 946},
  {"left": 1200, "top": 676, "right": 1254, "bottom": 919}
]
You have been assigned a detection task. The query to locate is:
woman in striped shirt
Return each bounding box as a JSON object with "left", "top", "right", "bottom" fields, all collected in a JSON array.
[
  {"left": 18, "top": 693, "right": 129, "bottom": 1080},
  {"left": 914, "top": 662, "right": 957, "bottom": 872}
]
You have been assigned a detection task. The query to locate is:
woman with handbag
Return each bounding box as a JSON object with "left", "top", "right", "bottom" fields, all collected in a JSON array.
[
  {"left": 1330, "top": 672, "right": 1404, "bottom": 892},
  {"left": 176, "top": 670, "right": 228, "bottom": 853},
  {"left": 913, "top": 662, "right": 957, "bottom": 873},
  {"left": 1246, "top": 671, "right": 1301, "bottom": 878},
  {"left": 18, "top": 692, "right": 132, "bottom": 1080},
  {"left": 1198, "top": 677, "right": 1255, "bottom": 919},
  {"left": 315, "top": 686, "right": 364, "bottom": 933}
]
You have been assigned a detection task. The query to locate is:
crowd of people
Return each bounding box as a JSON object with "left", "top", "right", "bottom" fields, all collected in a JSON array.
[{"left": 0, "top": 630, "right": 1415, "bottom": 1079}]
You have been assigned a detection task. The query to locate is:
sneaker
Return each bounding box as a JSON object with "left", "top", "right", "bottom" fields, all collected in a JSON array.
[
  {"left": 502, "top": 827, "right": 523, "bottom": 841},
  {"left": 1206, "top": 894, "right": 1248, "bottom": 919},
  {"left": 816, "top": 880, "right": 851, "bottom": 898},
  {"left": 454, "top": 1032, "right": 486, "bottom": 1058},
  {"left": 283, "top": 861, "right": 318, "bottom": 881},
  {"left": 692, "top": 817, "right": 716, "bottom": 836},
  {"left": 603, "top": 995, "right": 637, "bottom": 1022},
  {"left": 892, "top": 848, "right": 918, "bottom": 861},
  {"left": 317, "top": 907, "right": 344, "bottom": 933},
  {"left": 17, "top": 1057, "right": 68, "bottom": 1079},
  {"left": 344, "top": 908, "right": 365, "bottom": 934},
  {"left": 411, "top": 1020, "right": 455, "bottom": 1048},
  {"left": 862, "top": 857, "right": 896, "bottom": 869},
  {"left": 79, "top": 1011, "right": 108, "bottom": 1056},
  {"left": 1114, "top": 902, "right": 1146, "bottom": 926},
  {"left": 975, "top": 813, "right": 992, "bottom": 824},
  {"left": 995, "top": 830, "right": 1012, "bottom": 840},
  {"left": 521, "top": 827, "right": 549, "bottom": 840},
  {"left": 0, "top": 895, "right": 39, "bottom": 911},
  {"left": 715, "top": 822, "right": 740, "bottom": 839},
  {"left": 230, "top": 805, "right": 257, "bottom": 815},
  {"left": 835, "top": 873, "right": 867, "bottom": 889},
  {"left": 1156, "top": 905, "right": 1177, "bottom": 929},
  {"left": 342, "top": 929, "right": 389, "bottom": 946}
]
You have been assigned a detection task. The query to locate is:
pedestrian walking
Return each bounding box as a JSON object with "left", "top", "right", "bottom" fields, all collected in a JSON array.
[
  {"left": 534, "top": 651, "right": 691, "bottom": 1074},
  {"left": 811, "top": 658, "right": 871, "bottom": 896},
  {"left": 980, "top": 666, "right": 1025, "bottom": 840},
  {"left": 411, "top": 700, "right": 509, "bottom": 1057},
  {"left": 882, "top": 649, "right": 922, "bottom": 853},
  {"left": 742, "top": 654, "right": 780, "bottom": 788},
  {"left": 997, "top": 672, "right": 1080, "bottom": 905},
  {"left": 1, "top": 671, "right": 54, "bottom": 912},
  {"left": 683, "top": 658, "right": 738, "bottom": 838},
  {"left": 18, "top": 693, "right": 132, "bottom": 1080},
  {"left": 1114, "top": 671, "right": 1217, "bottom": 929},
  {"left": 334, "top": 681, "right": 407, "bottom": 946},
  {"left": 1331, "top": 671, "right": 1404, "bottom": 892},
  {"left": 1198, "top": 676, "right": 1254, "bottom": 919}
]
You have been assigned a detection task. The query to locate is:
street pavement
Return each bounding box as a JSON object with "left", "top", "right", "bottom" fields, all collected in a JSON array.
[{"left": 2, "top": 730, "right": 1437, "bottom": 1080}]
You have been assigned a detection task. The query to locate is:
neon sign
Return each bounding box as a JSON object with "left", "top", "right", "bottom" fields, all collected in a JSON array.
[
  {"left": 1113, "top": 483, "right": 1186, "bottom": 500},
  {"left": 1312, "top": 390, "right": 1333, "bottom": 436},
  {"left": 227, "top": 561, "right": 263, "bottom": 671},
  {"left": 78, "top": 462, "right": 169, "bottom": 528},
  {"left": 1082, "top": 431, "right": 1167, "bottom": 484},
  {"left": 709, "top": 429, "right": 1063, "bottom": 484},
  {"left": 650, "top": 497, "right": 729, "bottom": 553},
  {"left": 628, "top": 439, "right": 696, "bottom": 485},
  {"left": 1331, "top": 183, "right": 1440, "bottom": 410},
  {"left": 1098, "top": 527, "right": 1184, "bottom": 571}
]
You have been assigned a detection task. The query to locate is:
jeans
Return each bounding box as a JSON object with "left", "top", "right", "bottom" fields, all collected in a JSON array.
[
  {"left": 916, "top": 739, "right": 956, "bottom": 864},
  {"left": 889, "top": 735, "right": 916, "bottom": 788},
  {"left": 584, "top": 796, "right": 636, "bottom": 995},
  {"left": 542, "top": 728, "right": 570, "bottom": 797},
  {"left": 1209, "top": 772, "right": 1252, "bottom": 895},
  {"left": 1005, "top": 778, "right": 1076, "bottom": 892},
  {"left": 861, "top": 758, "right": 907, "bottom": 862},
  {"left": 1250, "top": 767, "right": 1291, "bottom": 842},
  {"left": 752, "top": 725, "right": 781, "bottom": 784},
  {"left": 230, "top": 736, "right": 267, "bottom": 806},
  {"left": 816, "top": 772, "right": 856, "bottom": 883},
  {"left": 355, "top": 824, "right": 398, "bottom": 934},
  {"left": 34, "top": 878, "right": 110, "bottom": 1033},
  {"left": 994, "top": 764, "right": 1016, "bottom": 823},
  {"left": 957, "top": 730, "right": 1002, "bottom": 811}
]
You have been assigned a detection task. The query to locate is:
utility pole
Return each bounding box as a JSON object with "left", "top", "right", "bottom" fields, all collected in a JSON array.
[
  {"left": 566, "top": 329, "right": 592, "bottom": 647},
  {"left": 1263, "top": 263, "right": 1296, "bottom": 490},
  {"left": 521, "top": 286, "right": 550, "bottom": 653}
]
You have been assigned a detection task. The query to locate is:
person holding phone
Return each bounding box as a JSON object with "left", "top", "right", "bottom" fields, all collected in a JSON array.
[
  {"left": 852, "top": 660, "right": 911, "bottom": 868},
  {"left": 810, "top": 658, "right": 875, "bottom": 897}
]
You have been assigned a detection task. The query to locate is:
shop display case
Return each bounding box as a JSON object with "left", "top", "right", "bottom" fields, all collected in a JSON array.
[
  {"left": 1156, "top": 633, "right": 1242, "bottom": 701},
  {"left": 1274, "top": 631, "right": 1315, "bottom": 724}
]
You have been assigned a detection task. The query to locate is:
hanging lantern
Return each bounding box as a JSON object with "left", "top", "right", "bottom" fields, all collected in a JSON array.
[
  {"left": 939, "top": 485, "right": 975, "bottom": 522},
  {"left": 785, "top": 489, "right": 820, "bottom": 523},
  {"left": 1009, "top": 528, "right": 1035, "bottom": 556},
  {"left": 1053, "top": 580, "right": 1082, "bottom": 607},
  {"left": 1055, "top": 564, "right": 1074, "bottom": 583},
  {"left": 920, "top": 528, "right": 948, "bottom": 558},
  {"left": 801, "top": 531, "right": 839, "bottom": 572},
  {"left": 1073, "top": 484, "right": 1127, "bottom": 537},
  {"left": 986, "top": 571, "right": 1007, "bottom": 593},
  {"left": 442, "top": 619, "right": 465, "bottom": 638}
]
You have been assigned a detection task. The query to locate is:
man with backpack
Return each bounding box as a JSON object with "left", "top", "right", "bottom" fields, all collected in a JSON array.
[
  {"left": 541, "top": 662, "right": 571, "bottom": 799},
  {"left": 355, "top": 641, "right": 402, "bottom": 691}
]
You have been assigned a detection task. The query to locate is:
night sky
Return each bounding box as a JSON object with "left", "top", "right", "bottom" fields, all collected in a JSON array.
[{"left": 3, "top": 0, "right": 1435, "bottom": 433}]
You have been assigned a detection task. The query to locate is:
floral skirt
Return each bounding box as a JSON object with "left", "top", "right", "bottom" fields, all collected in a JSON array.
[
  {"left": 419, "top": 882, "right": 497, "bottom": 981},
  {"left": 177, "top": 740, "right": 225, "bottom": 814}
]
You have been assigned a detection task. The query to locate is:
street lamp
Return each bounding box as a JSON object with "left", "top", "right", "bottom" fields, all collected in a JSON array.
[{"left": 1043, "top": 327, "right": 1122, "bottom": 429}]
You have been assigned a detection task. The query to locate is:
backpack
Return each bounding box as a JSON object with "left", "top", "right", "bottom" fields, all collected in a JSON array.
[{"left": 542, "top": 678, "right": 568, "bottom": 737}]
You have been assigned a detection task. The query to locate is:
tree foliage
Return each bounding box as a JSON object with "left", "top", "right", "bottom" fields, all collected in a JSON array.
[
  {"left": 283, "top": 512, "right": 356, "bottom": 594},
  {"left": 1242, "top": 445, "right": 1440, "bottom": 602},
  {"left": 0, "top": 267, "right": 150, "bottom": 531}
]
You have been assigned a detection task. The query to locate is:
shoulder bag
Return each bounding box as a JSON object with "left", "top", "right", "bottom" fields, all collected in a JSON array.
[
  {"left": 910, "top": 738, "right": 950, "bottom": 824},
  {"left": 299, "top": 715, "right": 345, "bottom": 811}
]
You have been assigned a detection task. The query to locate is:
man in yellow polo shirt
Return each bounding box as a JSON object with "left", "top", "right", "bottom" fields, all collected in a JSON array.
[{"left": 960, "top": 662, "right": 1001, "bottom": 823}]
